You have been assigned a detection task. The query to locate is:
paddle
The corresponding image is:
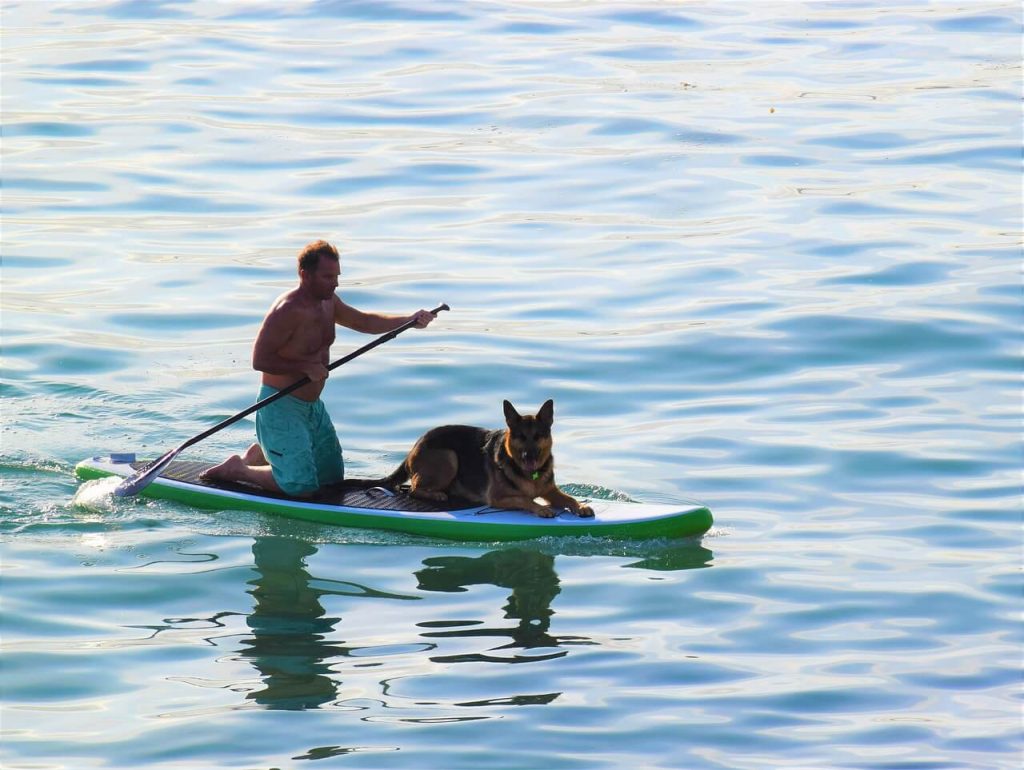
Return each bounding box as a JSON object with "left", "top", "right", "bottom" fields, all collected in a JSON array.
[{"left": 112, "top": 303, "right": 450, "bottom": 497}]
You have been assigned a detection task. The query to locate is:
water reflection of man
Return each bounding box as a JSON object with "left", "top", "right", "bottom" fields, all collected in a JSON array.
[{"left": 239, "top": 537, "right": 343, "bottom": 709}]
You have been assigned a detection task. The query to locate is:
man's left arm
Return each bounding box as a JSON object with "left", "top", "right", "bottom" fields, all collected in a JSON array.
[{"left": 333, "top": 296, "right": 435, "bottom": 334}]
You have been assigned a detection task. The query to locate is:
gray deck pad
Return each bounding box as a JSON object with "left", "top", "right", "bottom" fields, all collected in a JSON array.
[{"left": 132, "top": 460, "right": 466, "bottom": 512}]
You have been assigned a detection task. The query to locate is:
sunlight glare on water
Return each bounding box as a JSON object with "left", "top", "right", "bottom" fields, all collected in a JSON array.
[{"left": 1, "top": 2, "right": 1021, "bottom": 769}]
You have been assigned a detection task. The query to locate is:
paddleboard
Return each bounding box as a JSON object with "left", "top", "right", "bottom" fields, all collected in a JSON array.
[{"left": 75, "top": 455, "right": 713, "bottom": 542}]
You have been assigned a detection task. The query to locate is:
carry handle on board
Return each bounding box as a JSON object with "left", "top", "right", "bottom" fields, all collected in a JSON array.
[{"left": 112, "top": 303, "right": 450, "bottom": 497}]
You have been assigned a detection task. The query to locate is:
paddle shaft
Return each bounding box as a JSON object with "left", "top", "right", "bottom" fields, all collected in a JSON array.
[{"left": 113, "top": 303, "right": 448, "bottom": 496}]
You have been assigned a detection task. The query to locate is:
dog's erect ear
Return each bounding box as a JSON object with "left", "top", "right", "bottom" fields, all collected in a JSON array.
[
  {"left": 503, "top": 400, "right": 521, "bottom": 426},
  {"left": 537, "top": 399, "right": 554, "bottom": 427}
]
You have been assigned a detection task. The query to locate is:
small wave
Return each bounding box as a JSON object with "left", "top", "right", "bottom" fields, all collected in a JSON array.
[
  {"left": 0, "top": 456, "right": 69, "bottom": 476},
  {"left": 561, "top": 483, "right": 637, "bottom": 502}
]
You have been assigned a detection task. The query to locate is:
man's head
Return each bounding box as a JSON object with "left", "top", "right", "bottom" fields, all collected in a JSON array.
[
  {"left": 298, "top": 239, "right": 340, "bottom": 273},
  {"left": 297, "top": 240, "right": 341, "bottom": 300}
]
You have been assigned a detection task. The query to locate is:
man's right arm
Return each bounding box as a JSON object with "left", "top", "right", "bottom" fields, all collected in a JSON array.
[{"left": 252, "top": 306, "right": 327, "bottom": 383}]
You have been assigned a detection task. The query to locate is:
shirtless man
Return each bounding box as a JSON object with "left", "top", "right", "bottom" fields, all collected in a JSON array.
[{"left": 202, "top": 240, "right": 436, "bottom": 497}]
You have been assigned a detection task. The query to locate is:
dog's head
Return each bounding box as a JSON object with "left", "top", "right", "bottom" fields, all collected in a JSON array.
[{"left": 502, "top": 399, "right": 554, "bottom": 473}]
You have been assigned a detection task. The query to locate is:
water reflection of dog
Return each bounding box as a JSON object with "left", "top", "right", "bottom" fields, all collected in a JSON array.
[{"left": 415, "top": 548, "right": 572, "bottom": 663}]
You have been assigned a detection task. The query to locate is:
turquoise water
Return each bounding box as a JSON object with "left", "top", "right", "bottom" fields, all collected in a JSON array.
[{"left": 2, "top": 1, "right": 1021, "bottom": 768}]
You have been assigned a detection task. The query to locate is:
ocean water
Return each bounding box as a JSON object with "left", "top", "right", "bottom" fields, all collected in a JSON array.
[{"left": 1, "top": 1, "right": 1021, "bottom": 768}]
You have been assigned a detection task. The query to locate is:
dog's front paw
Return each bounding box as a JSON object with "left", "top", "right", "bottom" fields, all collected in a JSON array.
[
  {"left": 537, "top": 507, "right": 557, "bottom": 519},
  {"left": 576, "top": 504, "right": 594, "bottom": 518}
]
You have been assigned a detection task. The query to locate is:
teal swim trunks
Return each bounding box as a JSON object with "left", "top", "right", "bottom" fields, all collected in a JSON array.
[{"left": 255, "top": 384, "right": 344, "bottom": 496}]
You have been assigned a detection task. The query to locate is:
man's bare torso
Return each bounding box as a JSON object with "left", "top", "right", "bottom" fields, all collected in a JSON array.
[{"left": 260, "top": 288, "right": 336, "bottom": 401}]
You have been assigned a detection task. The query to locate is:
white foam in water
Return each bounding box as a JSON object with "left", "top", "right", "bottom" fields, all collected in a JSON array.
[{"left": 71, "top": 476, "right": 124, "bottom": 511}]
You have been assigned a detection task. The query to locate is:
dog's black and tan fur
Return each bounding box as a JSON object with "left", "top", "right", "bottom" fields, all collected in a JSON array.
[{"left": 368, "top": 400, "right": 593, "bottom": 518}]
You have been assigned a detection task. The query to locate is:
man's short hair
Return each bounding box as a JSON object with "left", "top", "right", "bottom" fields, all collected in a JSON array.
[{"left": 298, "top": 240, "right": 340, "bottom": 273}]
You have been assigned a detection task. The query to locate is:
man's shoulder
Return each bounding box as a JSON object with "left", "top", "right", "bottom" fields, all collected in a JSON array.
[
  {"left": 331, "top": 295, "right": 360, "bottom": 322},
  {"left": 266, "top": 289, "right": 309, "bottom": 320}
]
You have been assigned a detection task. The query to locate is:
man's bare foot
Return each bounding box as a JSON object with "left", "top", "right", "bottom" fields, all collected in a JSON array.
[
  {"left": 201, "top": 454, "right": 247, "bottom": 482},
  {"left": 200, "top": 453, "right": 282, "bottom": 493}
]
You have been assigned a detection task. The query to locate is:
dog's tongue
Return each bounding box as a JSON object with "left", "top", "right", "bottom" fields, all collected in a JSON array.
[{"left": 521, "top": 454, "right": 541, "bottom": 472}]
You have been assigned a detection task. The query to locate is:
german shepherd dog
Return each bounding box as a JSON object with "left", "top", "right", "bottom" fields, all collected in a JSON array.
[{"left": 368, "top": 400, "right": 594, "bottom": 518}]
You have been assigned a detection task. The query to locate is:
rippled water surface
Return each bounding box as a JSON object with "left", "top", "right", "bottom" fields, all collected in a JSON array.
[{"left": 2, "top": 2, "right": 1021, "bottom": 769}]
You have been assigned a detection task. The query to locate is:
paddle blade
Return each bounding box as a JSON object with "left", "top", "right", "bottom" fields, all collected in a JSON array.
[{"left": 112, "top": 449, "right": 177, "bottom": 497}]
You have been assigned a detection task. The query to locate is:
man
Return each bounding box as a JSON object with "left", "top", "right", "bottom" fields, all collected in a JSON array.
[{"left": 202, "top": 240, "right": 436, "bottom": 497}]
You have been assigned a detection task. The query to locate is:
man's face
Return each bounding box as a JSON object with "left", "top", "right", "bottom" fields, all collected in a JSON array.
[{"left": 302, "top": 259, "right": 340, "bottom": 301}]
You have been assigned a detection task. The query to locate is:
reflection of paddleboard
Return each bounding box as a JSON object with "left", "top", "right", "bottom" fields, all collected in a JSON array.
[{"left": 75, "top": 455, "right": 713, "bottom": 542}]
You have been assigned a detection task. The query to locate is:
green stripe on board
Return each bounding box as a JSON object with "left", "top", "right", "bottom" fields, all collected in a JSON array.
[{"left": 75, "top": 463, "right": 713, "bottom": 542}]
